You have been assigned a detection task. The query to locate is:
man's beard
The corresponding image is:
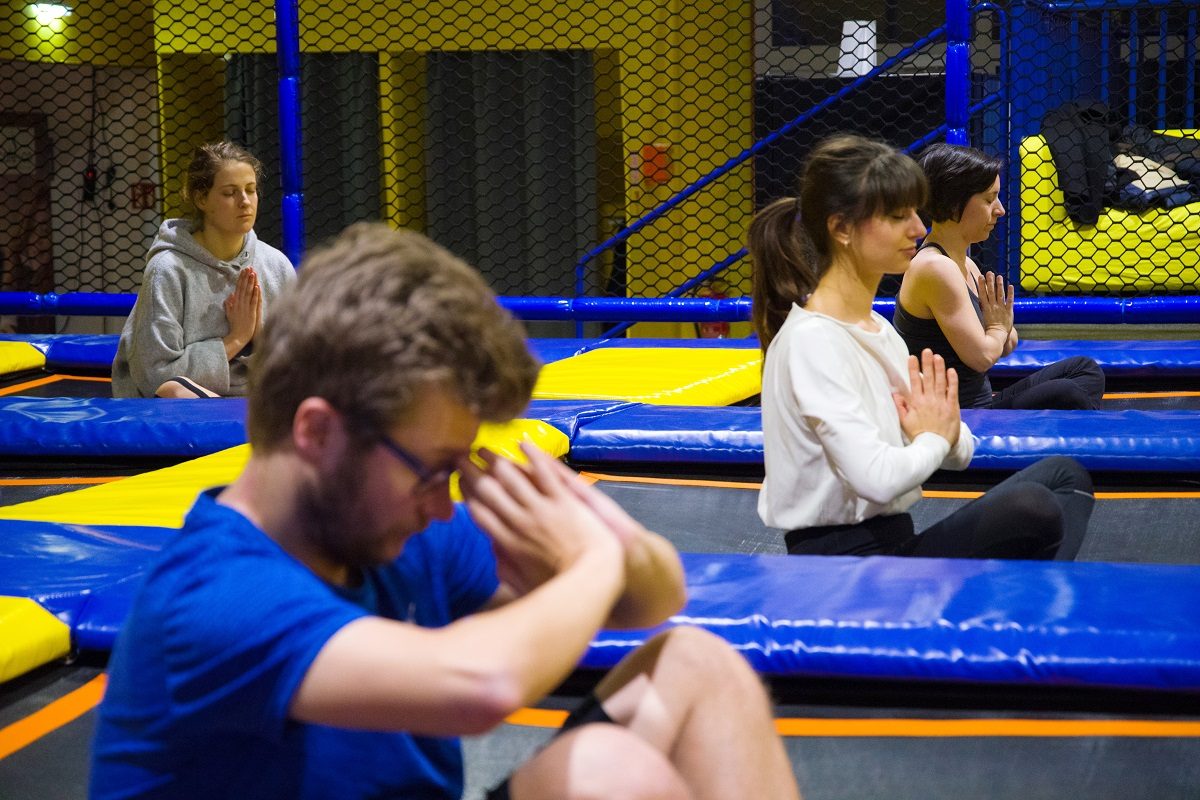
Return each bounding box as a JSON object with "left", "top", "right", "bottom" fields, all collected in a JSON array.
[{"left": 298, "top": 453, "right": 388, "bottom": 571}]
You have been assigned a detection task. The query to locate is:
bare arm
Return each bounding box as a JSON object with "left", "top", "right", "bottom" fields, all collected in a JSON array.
[
  {"left": 290, "top": 443, "right": 628, "bottom": 736},
  {"left": 908, "top": 257, "right": 1011, "bottom": 373}
]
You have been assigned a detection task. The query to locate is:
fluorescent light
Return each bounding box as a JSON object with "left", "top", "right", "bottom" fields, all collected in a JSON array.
[{"left": 31, "top": 3, "right": 73, "bottom": 24}]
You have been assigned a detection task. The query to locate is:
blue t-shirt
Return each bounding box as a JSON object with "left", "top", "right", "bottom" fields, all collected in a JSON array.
[{"left": 90, "top": 490, "right": 500, "bottom": 799}]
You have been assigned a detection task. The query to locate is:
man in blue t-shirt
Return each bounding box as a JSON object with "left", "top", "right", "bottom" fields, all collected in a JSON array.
[{"left": 91, "top": 224, "right": 801, "bottom": 800}]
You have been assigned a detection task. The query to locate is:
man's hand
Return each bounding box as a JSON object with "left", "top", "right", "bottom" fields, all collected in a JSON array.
[{"left": 459, "top": 443, "right": 624, "bottom": 597}]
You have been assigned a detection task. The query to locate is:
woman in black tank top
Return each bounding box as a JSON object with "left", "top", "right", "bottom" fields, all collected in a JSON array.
[{"left": 896, "top": 144, "right": 1104, "bottom": 410}]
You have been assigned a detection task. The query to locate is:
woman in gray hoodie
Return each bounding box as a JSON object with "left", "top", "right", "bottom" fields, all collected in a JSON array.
[{"left": 112, "top": 141, "right": 296, "bottom": 398}]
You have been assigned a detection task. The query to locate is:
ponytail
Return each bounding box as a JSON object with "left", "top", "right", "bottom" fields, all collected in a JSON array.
[
  {"left": 749, "top": 135, "right": 928, "bottom": 352},
  {"left": 748, "top": 197, "right": 819, "bottom": 352}
]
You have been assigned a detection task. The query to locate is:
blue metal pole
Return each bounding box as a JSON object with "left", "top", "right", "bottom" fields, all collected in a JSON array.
[
  {"left": 1158, "top": 10, "right": 1169, "bottom": 128},
  {"left": 945, "top": 0, "right": 971, "bottom": 145},
  {"left": 276, "top": 0, "right": 305, "bottom": 267},
  {"left": 1128, "top": 10, "right": 1140, "bottom": 125},
  {"left": 1188, "top": 9, "right": 1197, "bottom": 127}
]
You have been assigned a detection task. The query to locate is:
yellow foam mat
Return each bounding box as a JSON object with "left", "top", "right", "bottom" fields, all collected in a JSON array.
[
  {"left": 0, "top": 342, "right": 47, "bottom": 376},
  {"left": 0, "top": 418, "right": 569, "bottom": 529},
  {"left": 1020, "top": 130, "right": 1200, "bottom": 293},
  {"left": 0, "top": 597, "right": 71, "bottom": 683},
  {"left": 533, "top": 347, "right": 761, "bottom": 405}
]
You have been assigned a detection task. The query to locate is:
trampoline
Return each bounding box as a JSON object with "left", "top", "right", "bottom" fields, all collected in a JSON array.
[{"left": 3, "top": 327, "right": 1200, "bottom": 799}]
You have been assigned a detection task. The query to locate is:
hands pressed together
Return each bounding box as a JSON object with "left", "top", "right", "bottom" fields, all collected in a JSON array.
[
  {"left": 892, "top": 348, "right": 961, "bottom": 447},
  {"left": 458, "top": 442, "right": 643, "bottom": 597},
  {"left": 975, "top": 270, "right": 1014, "bottom": 334},
  {"left": 224, "top": 266, "right": 263, "bottom": 359}
]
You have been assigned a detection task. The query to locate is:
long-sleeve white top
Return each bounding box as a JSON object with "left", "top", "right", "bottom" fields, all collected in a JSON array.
[{"left": 758, "top": 304, "right": 975, "bottom": 531}]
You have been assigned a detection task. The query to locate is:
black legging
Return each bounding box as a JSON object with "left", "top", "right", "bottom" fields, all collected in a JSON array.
[
  {"left": 785, "top": 456, "right": 1094, "bottom": 561},
  {"left": 988, "top": 356, "right": 1105, "bottom": 410}
]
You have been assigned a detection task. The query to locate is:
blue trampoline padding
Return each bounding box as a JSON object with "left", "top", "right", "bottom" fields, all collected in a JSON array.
[
  {"left": 527, "top": 339, "right": 591, "bottom": 364},
  {"left": 961, "top": 408, "right": 1200, "bottom": 471},
  {"left": 6, "top": 515, "right": 1200, "bottom": 693},
  {"left": 566, "top": 404, "right": 763, "bottom": 465},
  {"left": 993, "top": 339, "right": 1200, "bottom": 378},
  {"left": 0, "top": 518, "right": 170, "bottom": 649},
  {"left": 0, "top": 396, "right": 247, "bottom": 456},
  {"left": 526, "top": 399, "right": 638, "bottom": 439},
  {"left": 566, "top": 404, "right": 1200, "bottom": 471},
  {"left": 584, "top": 553, "right": 1200, "bottom": 692},
  {"left": 0, "top": 333, "right": 119, "bottom": 370}
]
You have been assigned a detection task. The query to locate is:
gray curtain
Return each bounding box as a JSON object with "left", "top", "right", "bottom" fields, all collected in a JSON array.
[
  {"left": 426, "top": 50, "right": 597, "bottom": 298},
  {"left": 226, "top": 53, "right": 381, "bottom": 252}
]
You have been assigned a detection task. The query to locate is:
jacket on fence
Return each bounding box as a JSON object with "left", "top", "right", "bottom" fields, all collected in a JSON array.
[{"left": 1040, "top": 102, "right": 1200, "bottom": 224}]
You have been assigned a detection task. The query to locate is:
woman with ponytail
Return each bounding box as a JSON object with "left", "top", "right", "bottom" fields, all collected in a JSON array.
[{"left": 751, "top": 135, "right": 1093, "bottom": 560}]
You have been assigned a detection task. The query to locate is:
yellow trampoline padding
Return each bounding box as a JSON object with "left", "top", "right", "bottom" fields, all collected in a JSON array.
[
  {"left": 0, "top": 419, "right": 569, "bottom": 529},
  {"left": 533, "top": 347, "right": 762, "bottom": 405},
  {"left": 0, "top": 445, "right": 252, "bottom": 528},
  {"left": 1020, "top": 130, "right": 1200, "bottom": 293},
  {"left": 0, "top": 342, "right": 47, "bottom": 375},
  {"left": 0, "top": 596, "right": 71, "bottom": 684}
]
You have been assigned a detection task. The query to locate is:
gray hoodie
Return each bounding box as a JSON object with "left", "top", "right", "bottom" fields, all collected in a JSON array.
[{"left": 111, "top": 219, "right": 296, "bottom": 397}]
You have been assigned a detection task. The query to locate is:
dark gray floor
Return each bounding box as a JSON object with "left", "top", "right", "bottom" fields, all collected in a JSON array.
[
  {"left": 595, "top": 480, "right": 1200, "bottom": 565},
  {"left": 462, "top": 700, "right": 1200, "bottom": 800}
]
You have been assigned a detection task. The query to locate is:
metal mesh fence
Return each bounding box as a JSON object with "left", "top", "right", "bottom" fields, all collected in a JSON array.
[
  {"left": 4, "top": 0, "right": 1199, "bottom": 338},
  {"left": 1012, "top": 1, "right": 1200, "bottom": 295}
]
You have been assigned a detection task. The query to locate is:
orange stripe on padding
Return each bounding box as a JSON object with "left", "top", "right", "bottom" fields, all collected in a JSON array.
[
  {"left": 580, "top": 472, "right": 761, "bottom": 490},
  {"left": 505, "top": 707, "right": 570, "bottom": 727},
  {"left": 1104, "top": 391, "right": 1200, "bottom": 399},
  {"left": 0, "top": 674, "right": 107, "bottom": 760},
  {"left": 502, "top": 708, "right": 1200, "bottom": 738}
]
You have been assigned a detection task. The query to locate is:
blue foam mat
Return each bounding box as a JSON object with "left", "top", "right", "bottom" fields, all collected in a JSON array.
[
  {"left": 0, "top": 333, "right": 119, "bottom": 371},
  {"left": 564, "top": 405, "right": 1200, "bottom": 471},
  {"left": 10, "top": 334, "right": 1195, "bottom": 379},
  {"left": 589, "top": 552, "right": 1200, "bottom": 692},
  {"left": 993, "top": 338, "right": 1200, "bottom": 378},
  {"left": 0, "top": 396, "right": 247, "bottom": 456},
  {"left": 5, "top": 514, "right": 1200, "bottom": 692}
]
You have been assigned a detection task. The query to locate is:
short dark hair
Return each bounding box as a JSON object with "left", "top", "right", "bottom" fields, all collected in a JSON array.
[
  {"left": 918, "top": 143, "right": 1003, "bottom": 224},
  {"left": 248, "top": 223, "right": 541, "bottom": 450}
]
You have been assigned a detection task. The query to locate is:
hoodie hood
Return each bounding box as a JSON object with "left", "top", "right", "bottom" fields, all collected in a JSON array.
[{"left": 148, "top": 219, "right": 258, "bottom": 278}]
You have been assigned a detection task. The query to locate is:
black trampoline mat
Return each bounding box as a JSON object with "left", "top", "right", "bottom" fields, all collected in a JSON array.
[
  {"left": 5, "top": 662, "right": 1198, "bottom": 800},
  {"left": 592, "top": 475, "right": 1200, "bottom": 565},
  {"left": 0, "top": 373, "right": 113, "bottom": 399}
]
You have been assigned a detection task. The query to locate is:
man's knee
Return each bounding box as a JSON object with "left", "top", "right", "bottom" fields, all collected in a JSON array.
[
  {"left": 512, "top": 723, "right": 691, "bottom": 800},
  {"left": 651, "top": 627, "right": 763, "bottom": 691}
]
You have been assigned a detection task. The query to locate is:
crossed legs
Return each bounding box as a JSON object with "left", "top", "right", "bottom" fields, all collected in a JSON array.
[{"left": 508, "top": 627, "right": 800, "bottom": 800}]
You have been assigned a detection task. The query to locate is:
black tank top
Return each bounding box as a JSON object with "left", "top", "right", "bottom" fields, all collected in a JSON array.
[{"left": 892, "top": 242, "right": 994, "bottom": 408}]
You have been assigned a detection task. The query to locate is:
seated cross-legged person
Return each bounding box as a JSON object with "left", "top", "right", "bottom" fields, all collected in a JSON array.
[{"left": 895, "top": 143, "right": 1104, "bottom": 409}]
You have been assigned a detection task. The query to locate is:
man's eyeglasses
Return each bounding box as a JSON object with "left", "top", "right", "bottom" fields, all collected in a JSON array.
[{"left": 378, "top": 434, "right": 457, "bottom": 494}]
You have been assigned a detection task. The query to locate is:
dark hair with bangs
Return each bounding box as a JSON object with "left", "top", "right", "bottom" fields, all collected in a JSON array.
[
  {"left": 748, "top": 135, "right": 927, "bottom": 350},
  {"left": 918, "top": 143, "right": 1003, "bottom": 224}
]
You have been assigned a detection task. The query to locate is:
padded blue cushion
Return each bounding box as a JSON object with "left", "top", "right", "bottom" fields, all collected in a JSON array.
[
  {"left": 6, "top": 514, "right": 1199, "bottom": 693},
  {"left": 0, "top": 333, "right": 119, "bottom": 370},
  {"left": 0, "top": 396, "right": 247, "bottom": 456},
  {"left": 566, "top": 404, "right": 763, "bottom": 464},
  {"left": 564, "top": 404, "right": 1200, "bottom": 471},
  {"left": 993, "top": 339, "right": 1200, "bottom": 378},
  {"left": 586, "top": 552, "right": 1200, "bottom": 692}
]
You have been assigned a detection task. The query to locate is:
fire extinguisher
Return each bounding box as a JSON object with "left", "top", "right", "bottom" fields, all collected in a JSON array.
[{"left": 695, "top": 279, "right": 731, "bottom": 339}]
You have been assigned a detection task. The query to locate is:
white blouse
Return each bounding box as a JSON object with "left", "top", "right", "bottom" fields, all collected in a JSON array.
[{"left": 758, "top": 304, "right": 975, "bottom": 531}]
